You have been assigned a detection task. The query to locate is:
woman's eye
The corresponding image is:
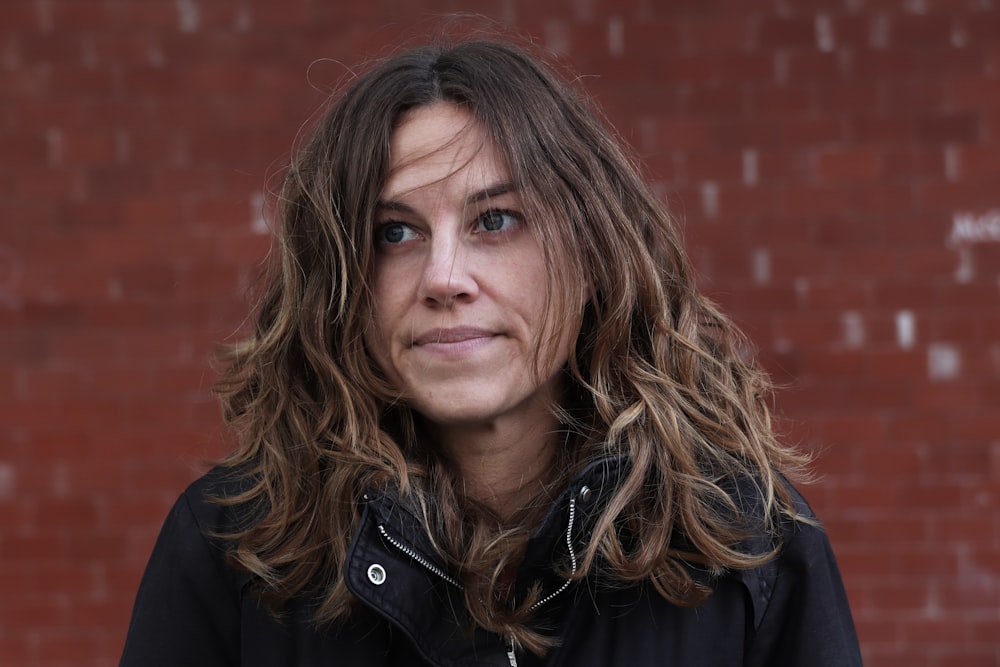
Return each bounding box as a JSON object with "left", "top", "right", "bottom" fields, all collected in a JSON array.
[
  {"left": 378, "top": 223, "right": 417, "bottom": 245},
  {"left": 476, "top": 210, "right": 520, "bottom": 233}
]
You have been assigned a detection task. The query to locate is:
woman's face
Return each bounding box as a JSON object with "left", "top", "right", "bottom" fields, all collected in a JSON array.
[{"left": 366, "top": 102, "right": 574, "bottom": 432}]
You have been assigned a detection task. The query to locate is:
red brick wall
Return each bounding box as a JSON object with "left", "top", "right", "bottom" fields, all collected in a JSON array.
[{"left": 2, "top": 1, "right": 998, "bottom": 665}]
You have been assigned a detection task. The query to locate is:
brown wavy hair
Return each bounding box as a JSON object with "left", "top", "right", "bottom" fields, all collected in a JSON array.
[{"left": 213, "top": 36, "right": 809, "bottom": 654}]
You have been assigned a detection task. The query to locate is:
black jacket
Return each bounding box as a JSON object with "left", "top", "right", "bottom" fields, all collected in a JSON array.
[{"left": 121, "top": 460, "right": 863, "bottom": 666}]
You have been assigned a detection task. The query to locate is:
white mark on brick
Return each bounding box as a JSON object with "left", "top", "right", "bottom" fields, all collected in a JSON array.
[
  {"left": 773, "top": 51, "right": 791, "bottom": 85},
  {"left": 235, "top": 4, "right": 253, "bottom": 31},
  {"left": 148, "top": 41, "right": 166, "bottom": 67},
  {"left": 676, "top": 19, "right": 695, "bottom": 55},
  {"left": 956, "top": 542, "right": 998, "bottom": 602},
  {"left": 752, "top": 248, "right": 771, "bottom": 285},
  {"left": 870, "top": 13, "right": 891, "bottom": 49},
  {"left": 114, "top": 130, "right": 130, "bottom": 163},
  {"left": 45, "top": 128, "right": 62, "bottom": 166},
  {"left": 36, "top": 0, "right": 53, "bottom": 32},
  {"left": 700, "top": 182, "right": 720, "bottom": 219},
  {"left": 0, "top": 462, "right": 13, "bottom": 499},
  {"left": 815, "top": 14, "right": 836, "bottom": 52},
  {"left": 742, "top": 148, "right": 759, "bottom": 187},
  {"left": 946, "top": 209, "right": 1000, "bottom": 283},
  {"left": 545, "top": 20, "right": 571, "bottom": 55},
  {"left": 845, "top": 0, "right": 864, "bottom": 11},
  {"left": 649, "top": 180, "right": 669, "bottom": 200},
  {"left": 574, "top": 0, "right": 596, "bottom": 21},
  {"left": 250, "top": 192, "right": 268, "bottom": 234},
  {"left": 944, "top": 145, "right": 961, "bottom": 182},
  {"left": 948, "top": 213, "right": 995, "bottom": 288},
  {"left": 608, "top": 17, "right": 625, "bottom": 56},
  {"left": 638, "top": 117, "right": 657, "bottom": 154},
  {"left": 905, "top": 0, "right": 930, "bottom": 13},
  {"left": 497, "top": 0, "right": 516, "bottom": 24},
  {"left": 950, "top": 210, "right": 1000, "bottom": 244},
  {"left": 81, "top": 35, "right": 98, "bottom": 68},
  {"left": 927, "top": 342, "right": 961, "bottom": 380},
  {"left": 895, "top": 309, "right": 916, "bottom": 349},
  {"left": 108, "top": 277, "right": 124, "bottom": 301},
  {"left": 52, "top": 462, "right": 71, "bottom": 497},
  {"left": 176, "top": 0, "right": 200, "bottom": 33},
  {"left": 794, "top": 278, "right": 810, "bottom": 307},
  {"left": 842, "top": 311, "right": 865, "bottom": 349},
  {"left": 170, "top": 133, "right": 190, "bottom": 166},
  {"left": 736, "top": 341, "right": 757, "bottom": 364},
  {"left": 923, "top": 585, "right": 942, "bottom": 619},
  {"left": 950, "top": 25, "right": 968, "bottom": 48}
]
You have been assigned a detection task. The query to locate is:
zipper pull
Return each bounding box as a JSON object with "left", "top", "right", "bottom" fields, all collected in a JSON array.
[{"left": 506, "top": 635, "right": 518, "bottom": 666}]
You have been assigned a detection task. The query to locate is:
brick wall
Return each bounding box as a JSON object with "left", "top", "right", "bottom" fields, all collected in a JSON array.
[{"left": 2, "top": 1, "right": 998, "bottom": 665}]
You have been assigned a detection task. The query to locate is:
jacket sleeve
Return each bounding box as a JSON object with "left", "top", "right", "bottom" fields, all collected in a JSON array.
[
  {"left": 745, "top": 519, "right": 864, "bottom": 667},
  {"left": 120, "top": 487, "right": 243, "bottom": 667}
]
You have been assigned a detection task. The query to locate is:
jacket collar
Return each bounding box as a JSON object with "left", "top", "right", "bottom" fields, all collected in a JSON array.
[{"left": 342, "top": 457, "right": 629, "bottom": 667}]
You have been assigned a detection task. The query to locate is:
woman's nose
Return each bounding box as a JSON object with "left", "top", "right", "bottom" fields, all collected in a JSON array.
[{"left": 418, "top": 234, "right": 479, "bottom": 307}]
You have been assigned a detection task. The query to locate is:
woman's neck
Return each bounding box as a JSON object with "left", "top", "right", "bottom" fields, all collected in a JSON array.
[{"left": 429, "top": 413, "right": 563, "bottom": 520}]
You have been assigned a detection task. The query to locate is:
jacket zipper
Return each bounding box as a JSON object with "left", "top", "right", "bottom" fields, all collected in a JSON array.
[
  {"left": 529, "top": 496, "right": 577, "bottom": 611},
  {"left": 376, "top": 524, "right": 462, "bottom": 587},
  {"left": 376, "top": 496, "right": 578, "bottom": 667},
  {"left": 506, "top": 636, "right": 519, "bottom": 666}
]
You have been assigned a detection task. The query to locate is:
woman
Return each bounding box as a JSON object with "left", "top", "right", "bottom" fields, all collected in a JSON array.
[{"left": 121, "top": 38, "right": 862, "bottom": 666}]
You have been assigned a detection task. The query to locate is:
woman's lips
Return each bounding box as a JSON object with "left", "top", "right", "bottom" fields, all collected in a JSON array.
[
  {"left": 411, "top": 327, "right": 499, "bottom": 356},
  {"left": 412, "top": 327, "right": 496, "bottom": 346}
]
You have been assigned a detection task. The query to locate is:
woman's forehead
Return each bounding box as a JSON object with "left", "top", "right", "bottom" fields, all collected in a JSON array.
[{"left": 381, "top": 102, "right": 510, "bottom": 203}]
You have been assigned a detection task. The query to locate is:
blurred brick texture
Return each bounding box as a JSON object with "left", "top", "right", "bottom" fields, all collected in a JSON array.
[{"left": 2, "top": 0, "right": 999, "bottom": 665}]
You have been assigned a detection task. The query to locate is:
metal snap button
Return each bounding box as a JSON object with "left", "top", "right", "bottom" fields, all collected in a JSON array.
[
  {"left": 367, "top": 563, "right": 387, "bottom": 585},
  {"left": 579, "top": 485, "right": 592, "bottom": 503}
]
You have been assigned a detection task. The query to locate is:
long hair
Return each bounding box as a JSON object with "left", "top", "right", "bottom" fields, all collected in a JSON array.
[{"left": 213, "top": 37, "right": 809, "bottom": 654}]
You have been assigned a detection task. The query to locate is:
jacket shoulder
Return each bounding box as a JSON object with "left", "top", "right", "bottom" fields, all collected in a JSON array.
[
  {"left": 180, "top": 464, "right": 263, "bottom": 538},
  {"left": 729, "top": 476, "right": 827, "bottom": 623},
  {"left": 120, "top": 466, "right": 257, "bottom": 665},
  {"left": 733, "top": 480, "right": 863, "bottom": 666}
]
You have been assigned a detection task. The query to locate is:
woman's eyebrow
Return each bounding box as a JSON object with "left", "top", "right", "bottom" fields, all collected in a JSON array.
[
  {"left": 374, "top": 199, "right": 415, "bottom": 214},
  {"left": 466, "top": 181, "right": 517, "bottom": 205},
  {"left": 375, "top": 182, "right": 517, "bottom": 213}
]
